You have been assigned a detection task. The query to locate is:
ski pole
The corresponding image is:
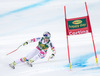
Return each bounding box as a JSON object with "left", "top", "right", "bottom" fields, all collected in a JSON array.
[{"left": 6, "top": 45, "right": 22, "bottom": 55}]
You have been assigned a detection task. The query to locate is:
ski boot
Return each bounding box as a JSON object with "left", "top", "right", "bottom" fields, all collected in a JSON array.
[
  {"left": 9, "top": 61, "right": 16, "bottom": 69},
  {"left": 27, "top": 59, "right": 34, "bottom": 67}
]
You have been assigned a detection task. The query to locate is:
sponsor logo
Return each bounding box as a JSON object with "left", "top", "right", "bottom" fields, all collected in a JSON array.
[
  {"left": 69, "top": 30, "right": 88, "bottom": 35},
  {"left": 36, "top": 37, "right": 40, "bottom": 40},
  {"left": 68, "top": 18, "right": 87, "bottom": 30},
  {"left": 72, "top": 20, "right": 82, "bottom": 24}
]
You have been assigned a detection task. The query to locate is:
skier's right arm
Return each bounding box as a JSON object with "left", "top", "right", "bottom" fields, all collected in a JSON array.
[{"left": 23, "top": 37, "right": 41, "bottom": 46}]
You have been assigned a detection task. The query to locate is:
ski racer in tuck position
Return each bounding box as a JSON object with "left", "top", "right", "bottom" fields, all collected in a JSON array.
[{"left": 9, "top": 32, "right": 56, "bottom": 69}]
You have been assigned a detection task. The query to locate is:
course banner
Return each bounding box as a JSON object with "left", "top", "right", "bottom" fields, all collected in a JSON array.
[{"left": 66, "top": 16, "right": 92, "bottom": 35}]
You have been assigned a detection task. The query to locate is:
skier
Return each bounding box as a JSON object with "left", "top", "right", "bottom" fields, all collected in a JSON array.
[{"left": 9, "top": 32, "right": 56, "bottom": 69}]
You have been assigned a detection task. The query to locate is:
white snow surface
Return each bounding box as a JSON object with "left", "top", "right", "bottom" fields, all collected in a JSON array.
[{"left": 0, "top": 0, "right": 100, "bottom": 76}]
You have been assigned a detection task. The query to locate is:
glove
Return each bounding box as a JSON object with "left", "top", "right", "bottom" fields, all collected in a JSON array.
[
  {"left": 49, "top": 54, "right": 55, "bottom": 59},
  {"left": 23, "top": 42, "right": 28, "bottom": 46},
  {"left": 23, "top": 40, "right": 33, "bottom": 46}
]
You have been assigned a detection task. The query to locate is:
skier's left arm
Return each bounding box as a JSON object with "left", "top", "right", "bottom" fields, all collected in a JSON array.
[
  {"left": 49, "top": 42, "right": 56, "bottom": 59},
  {"left": 23, "top": 37, "right": 41, "bottom": 46}
]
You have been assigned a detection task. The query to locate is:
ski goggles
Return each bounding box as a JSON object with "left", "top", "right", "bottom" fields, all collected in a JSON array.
[
  {"left": 43, "top": 34, "right": 50, "bottom": 39},
  {"left": 43, "top": 34, "right": 48, "bottom": 37}
]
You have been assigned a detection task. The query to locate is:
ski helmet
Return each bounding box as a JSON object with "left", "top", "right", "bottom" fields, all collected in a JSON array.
[{"left": 43, "top": 32, "right": 51, "bottom": 39}]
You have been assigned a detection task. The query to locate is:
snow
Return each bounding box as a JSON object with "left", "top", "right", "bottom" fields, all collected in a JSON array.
[{"left": 0, "top": 0, "right": 100, "bottom": 76}]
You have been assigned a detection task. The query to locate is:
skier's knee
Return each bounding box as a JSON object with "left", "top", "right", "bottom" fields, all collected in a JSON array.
[{"left": 20, "top": 57, "right": 29, "bottom": 62}]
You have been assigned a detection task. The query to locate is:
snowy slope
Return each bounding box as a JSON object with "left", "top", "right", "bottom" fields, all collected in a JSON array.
[{"left": 0, "top": 0, "right": 100, "bottom": 76}]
